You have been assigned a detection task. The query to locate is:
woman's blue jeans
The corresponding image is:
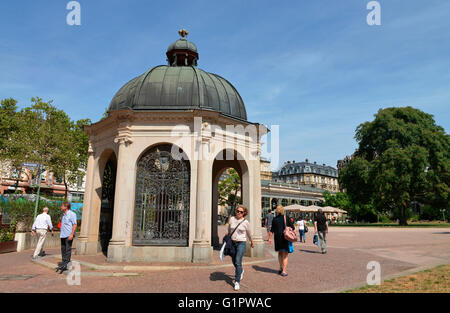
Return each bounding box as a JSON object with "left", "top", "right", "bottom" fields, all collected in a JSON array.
[
  {"left": 232, "top": 241, "right": 246, "bottom": 283},
  {"left": 299, "top": 229, "right": 305, "bottom": 242}
]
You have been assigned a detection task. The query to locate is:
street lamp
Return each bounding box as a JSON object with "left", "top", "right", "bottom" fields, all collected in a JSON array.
[
  {"left": 23, "top": 162, "right": 42, "bottom": 220},
  {"left": 440, "top": 209, "right": 446, "bottom": 221}
]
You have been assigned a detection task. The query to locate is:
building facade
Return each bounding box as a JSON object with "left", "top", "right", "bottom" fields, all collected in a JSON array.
[
  {"left": 0, "top": 160, "right": 85, "bottom": 201},
  {"left": 272, "top": 159, "right": 339, "bottom": 192},
  {"left": 260, "top": 157, "right": 272, "bottom": 181}
]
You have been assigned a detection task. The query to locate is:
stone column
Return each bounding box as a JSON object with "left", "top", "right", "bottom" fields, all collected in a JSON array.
[
  {"left": 192, "top": 122, "right": 213, "bottom": 263},
  {"left": 107, "top": 135, "right": 134, "bottom": 262},
  {"left": 247, "top": 152, "right": 265, "bottom": 258},
  {"left": 76, "top": 142, "right": 99, "bottom": 255},
  {"left": 211, "top": 175, "right": 219, "bottom": 248}
]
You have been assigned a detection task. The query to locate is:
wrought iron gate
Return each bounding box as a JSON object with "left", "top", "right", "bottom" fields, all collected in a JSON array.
[
  {"left": 99, "top": 159, "right": 116, "bottom": 255},
  {"left": 132, "top": 145, "right": 190, "bottom": 246}
]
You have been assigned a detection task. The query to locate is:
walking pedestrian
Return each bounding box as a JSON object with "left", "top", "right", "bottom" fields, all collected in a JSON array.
[
  {"left": 269, "top": 205, "right": 295, "bottom": 277},
  {"left": 57, "top": 202, "right": 77, "bottom": 273},
  {"left": 264, "top": 210, "right": 275, "bottom": 243},
  {"left": 228, "top": 205, "right": 254, "bottom": 291},
  {"left": 31, "top": 207, "right": 53, "bottom": 260},
  {"left": 314, "top": 208, "right": 328, "bottom": 254},
  {"left": 296, "top": 217, "right": 306, "bottom": 243}
]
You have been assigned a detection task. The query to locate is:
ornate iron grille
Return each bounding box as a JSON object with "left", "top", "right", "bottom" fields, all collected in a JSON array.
[
  {"left": 132, "top": 145, "right": 190, "bottom": 246},
  {"left": 99, "top": 159, "right": 116, "bottom": 255}
]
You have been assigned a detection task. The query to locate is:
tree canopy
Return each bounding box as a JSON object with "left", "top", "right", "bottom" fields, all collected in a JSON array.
[
  {"left": 340, "top": 107, "right": 449, "bottom": 225},
  {"left": 218, "top": 168, "right": 242, "bottom": 220},
  {"left": 0, "top": 97, "right": 91, "bottom": 199}
]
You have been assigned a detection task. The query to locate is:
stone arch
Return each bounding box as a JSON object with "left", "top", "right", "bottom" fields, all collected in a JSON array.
[
  {"left": 132, "top": 143, "right": 191, "bottom": 246},
  {"left": 271, "top": 198, "right": 279, "bottom": 210},
  {"left": 81, "top": 148, "right": 117, "bottom": 254},
  {"left": 134, "top": 141, "right": 193, "bottom": 171},
  {"left": 98, "top": 150, "right": 117, "bottom": 255},
  {"left": 211, "top": 149, "right": 249, "bottom": 248}
]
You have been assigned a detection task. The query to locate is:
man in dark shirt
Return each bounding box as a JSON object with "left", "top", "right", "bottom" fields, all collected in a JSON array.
[
  {"left": 265, "top": 210, "right": 275, "bottom": 242},
  {"left": 314, "top": 209, "right": 328, "bottom": 254}
]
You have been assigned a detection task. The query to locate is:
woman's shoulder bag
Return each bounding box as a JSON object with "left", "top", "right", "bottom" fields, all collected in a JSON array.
[
  {"left": 221, "top": 219, "right": 245, "bottom": 258},
  {"left": 283, "top": 215, "right": 297, "bottom": 242}
]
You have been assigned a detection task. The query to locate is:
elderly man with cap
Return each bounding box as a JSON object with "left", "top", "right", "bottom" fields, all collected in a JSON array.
[{"left": 31, "top": 207, "right": 54, "bottom": 260}]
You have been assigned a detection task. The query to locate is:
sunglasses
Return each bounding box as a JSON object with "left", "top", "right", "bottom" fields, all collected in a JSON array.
[{"left": 236, "top": 210, "right": 244, "bottom": 214}]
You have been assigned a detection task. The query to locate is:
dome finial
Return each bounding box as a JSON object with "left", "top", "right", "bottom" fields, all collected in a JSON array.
[{"left": 178, "top": 29, "right": 189, "bottom": 38}]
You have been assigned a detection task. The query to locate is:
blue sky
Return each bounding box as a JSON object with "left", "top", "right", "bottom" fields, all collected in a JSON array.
[{"left": 1, "top": 0, "right": 449, "bottom": 171}]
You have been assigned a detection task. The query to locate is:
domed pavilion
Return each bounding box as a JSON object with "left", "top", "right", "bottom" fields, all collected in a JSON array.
[{"left": 76, "top": 30, "right": 267, "bottom": 263}]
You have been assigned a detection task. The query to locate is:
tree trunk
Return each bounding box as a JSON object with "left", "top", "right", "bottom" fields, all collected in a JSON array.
[{"left": 398, "top": 205, "right": 408, "bottom": 226}]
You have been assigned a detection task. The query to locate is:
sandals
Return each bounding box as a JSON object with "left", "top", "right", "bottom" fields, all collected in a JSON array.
[{"left": 278, "top": 268, "right": 288, "bottom": 276}]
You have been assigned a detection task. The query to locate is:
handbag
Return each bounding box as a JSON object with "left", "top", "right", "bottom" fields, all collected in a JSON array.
[
  {"left": 283, "top": 215, "right": 297, "bottom": 242},
  {"left": 313, "top": 234, "right": 320, "bottom": 247},
  {"left": 304, "top": 225, "right": 308, "bottom": 233},
  {"left": 221, "top": 220, "right": 245, "bottom": 258}
]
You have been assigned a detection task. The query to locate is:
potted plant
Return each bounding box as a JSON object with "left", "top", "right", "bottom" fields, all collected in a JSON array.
[{"left": 0, "top": 223, "right": 17, "bottom": 253}]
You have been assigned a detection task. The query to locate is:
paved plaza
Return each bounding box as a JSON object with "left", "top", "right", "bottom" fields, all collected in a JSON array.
[{"left": 0, "top": 226, "right": 449, "bottom": 293}]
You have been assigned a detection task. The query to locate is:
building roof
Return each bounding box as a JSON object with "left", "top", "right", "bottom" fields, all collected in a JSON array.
[
  {"left": 108, "top": 31, "right": 247, "bottom": 121},
  {"left": 166, "top": 38, "right": 198, "bottom": 53},
  {"left": 277, "top": 160, "right": 338, "bottom": 178}
]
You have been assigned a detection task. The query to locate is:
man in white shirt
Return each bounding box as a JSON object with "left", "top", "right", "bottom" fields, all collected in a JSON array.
[
  {"left": 31, "top": 207, "right": 54, "bottom": 260},
  {"left": 296, "top": 218, "right": 306, "bottom": 243}
]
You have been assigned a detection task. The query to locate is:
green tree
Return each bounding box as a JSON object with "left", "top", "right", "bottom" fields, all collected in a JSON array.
[
  {"left": 340, "top": 107, "right": 450, "bottom": 225},
  {"left": 218, "top": 168, "right": 242, "bottom": 221},
  {"left": 0, "top": 98, "right": 19, "bottom": 155},
  {"left": 0, "top": 97, "right": 90, "bottom": 199},
  {"left": 322, "top": 190, "right": 377, "bottom": 222},
  {"left": 0, "top": 98, "right": 21, "bottom": 189},
  {"left": 51, "top": 117, "right": 91, "bottom": 199}
]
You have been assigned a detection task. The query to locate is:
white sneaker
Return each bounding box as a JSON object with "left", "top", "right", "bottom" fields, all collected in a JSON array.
[
  {"left": 240, "top": 269, "right": 244, "bottom": 281},
  {"left": 234, "top": 282, "right": 240, "bottom": 291}
]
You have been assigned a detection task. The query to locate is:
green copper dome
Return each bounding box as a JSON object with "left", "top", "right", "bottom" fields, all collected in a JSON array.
[
  {"left": 166, "top": 38, "right": 198, "bottom": 54},
  {"left": 108, "top": 31, "right": 247, "bottom": 121}
]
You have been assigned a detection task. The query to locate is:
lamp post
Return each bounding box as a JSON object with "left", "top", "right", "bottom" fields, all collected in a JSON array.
[
  {"left": 440, "top": 209, "right": 446, "bottom": 221},
  {"left": 32, "top": 165, "right": 42, "bottom": 221}
]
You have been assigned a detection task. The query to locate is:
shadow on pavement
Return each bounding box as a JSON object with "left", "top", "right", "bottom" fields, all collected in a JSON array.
[
  {"left": 210, "top": 272, "right": 234, "bottom": 287},
  {"left": 299, "top": 249, "right": 321, "bottom": 254},
  {"left": 252, "top": 265, "right": 279, "bottom": 274},
  {"left": 432, "top": 232, "right": 450, "bottom": 235}
]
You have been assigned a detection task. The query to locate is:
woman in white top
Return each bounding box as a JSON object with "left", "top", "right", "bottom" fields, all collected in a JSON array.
[
  {"left": 296, "top": 218, "right": 306, "bottom": 243},
  {"left": 228, "top": 205, "right": 254, "bottom": 291}
]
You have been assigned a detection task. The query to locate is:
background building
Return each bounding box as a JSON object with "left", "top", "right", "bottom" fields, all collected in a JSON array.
[
  {"left": 259, "top": 158, "right": 335, "bottom": 217},
  {"left": 273, "top": 159, "right": 339, "bottom": 192},
  {"left": 260, "top": 157, "right": 272, "bottom": 181},
  {"left": 0, "top": 160, "right": 85, "bottom": 201}
]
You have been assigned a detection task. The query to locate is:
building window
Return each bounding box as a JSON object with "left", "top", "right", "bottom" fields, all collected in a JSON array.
[
  {"left": 262, "top": 197, "right": 270, "bottom": 210},
  {"left": 306, "top": 176, "right": 310, "bottom": 183},
  {"left": 11, "top": 168, "right": 20, "bottom": 179}
]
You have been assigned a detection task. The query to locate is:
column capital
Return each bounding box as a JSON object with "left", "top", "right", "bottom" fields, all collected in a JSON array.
[
  {"left": 87, "top": 141, "right": 94, "bottom": 156},
  {"left": 114, "top": 135, "right": 133, "bottom": 146}
]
